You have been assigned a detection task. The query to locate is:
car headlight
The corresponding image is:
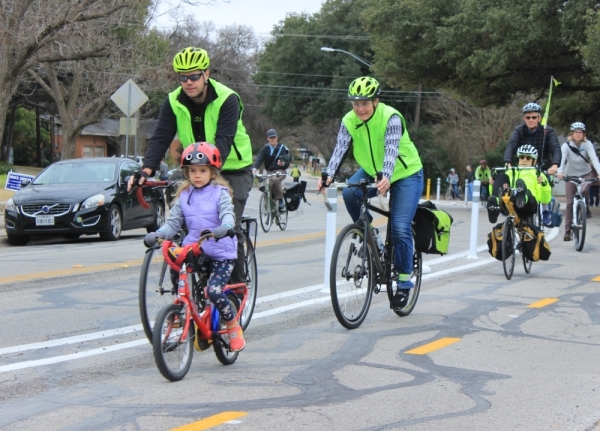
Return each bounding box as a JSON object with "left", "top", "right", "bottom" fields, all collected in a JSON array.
[
  {"left": 81, "top": 194, "right": 106, "bottom": 210},
  {"left": 5, "top": 197, "right": 18, "bottom": 212}
]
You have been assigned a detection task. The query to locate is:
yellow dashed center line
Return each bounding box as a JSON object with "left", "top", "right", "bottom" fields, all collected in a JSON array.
[
  {"left": 405, "top": 337, "right": 461, "bottom": 355},
  {"left": 528, "top": 298, "right": 559, "bottom": 308},
  {"left": 170, "top": 411, "right": 247, "bottom": 431}
]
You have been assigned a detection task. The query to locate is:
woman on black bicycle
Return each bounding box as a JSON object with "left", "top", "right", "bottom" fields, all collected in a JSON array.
[
  {"left": 143, "top": 142, "right": 245, "bottom": 352},
  {"left": 556, "top": 122, "right": 600, "bottom": 240},
  {"left": 318, "top": 76, "right": 423, "bottom": 309}
]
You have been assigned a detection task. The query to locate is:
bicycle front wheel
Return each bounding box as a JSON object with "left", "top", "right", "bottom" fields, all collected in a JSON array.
[
  {"left": 277, "top": 204, "right": 288, "bottom": 231},
  {"left": 502, "top": 217, "right": 516, "bottom": 280},
  {"left": 139, "top": 246, "right": 176, "bottom": 342},
  {"left": 259, "top": 193, "right": 272, "bottom": 233},
  {"left": 152, "top": 304, "right": 194, "bottom": 382},
  {"left": 392, "top": 250, "right": 422, "bottom": 317},
  {"left": 574, "top": 200, "right": 586, "bottom": 251},
  {"left": 330, "top": 224, "right": 374, "bottom": 329},
  {"left": 240, "top": 235, "right": 257, "bottom": 330}
]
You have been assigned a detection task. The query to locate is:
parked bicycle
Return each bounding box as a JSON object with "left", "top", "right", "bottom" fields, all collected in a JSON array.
[
  {"left": 324, "top": 176, "right": 423, "bottom": 329},
  {"left": 561, "top": 176, "right": 597, "bottom": 251},
  {"left": 135, "top": 180, "right": 258, "bottom": 342},
  {"left": 255, "top": 172, "right": 288, "bottom": 232},
  {"left": 151, "top": 232, "right": 248, "bottom": 381}
]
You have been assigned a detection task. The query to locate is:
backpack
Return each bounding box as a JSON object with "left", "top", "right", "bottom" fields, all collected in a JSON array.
[
  {"left": 283, "top": 180, "right": 308, "bottom": 212},
  {"left": 487, "top": 222, "right": 512, "bottom": 261},
  {"left": 520, "top": 224, "right": 551, "bottom": 261},
  {"left": 545, "top": 197, "right": 563, "bottom": 228},
  {"left": 412, "top": 201, "right": 454, "bottom": 255}
]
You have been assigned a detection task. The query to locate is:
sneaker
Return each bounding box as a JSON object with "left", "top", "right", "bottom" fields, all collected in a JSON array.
[
  {"left": 564, "top": 233, "right": 571, "bottom": 241},
  {"left": 586, "top": 210, "right": 592, "bottom": 219},
  {"left": 514, "top": 179, "right": 527, "bottom": 209},
  {"left": 225, "top": 322, "right": 245, "bottom": 352},
  {"left": 487, "top": 196, "right": 500, "bottom": 223},
  {"left": 278, "top": 199, "right": 286, "bottom": 212},
  {"left": 391, "top": 287, "right": 410, "bottom": 309},
  {"left": 542, "top": 210, "right": 551, "bottom": 226}
]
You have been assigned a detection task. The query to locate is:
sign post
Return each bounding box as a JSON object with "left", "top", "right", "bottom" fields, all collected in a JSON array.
[{"left": 111, "top": 79, "right": 148, "bottom": 157}]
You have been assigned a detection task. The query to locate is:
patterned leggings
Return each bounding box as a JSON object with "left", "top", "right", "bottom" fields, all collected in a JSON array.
[{"left": 170, "top": 258, "right": 236, "bottom": 322}]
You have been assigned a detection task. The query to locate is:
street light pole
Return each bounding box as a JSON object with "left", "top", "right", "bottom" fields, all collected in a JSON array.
[{"left": 320, "top": 46, "right": 372, "bottom": 67}]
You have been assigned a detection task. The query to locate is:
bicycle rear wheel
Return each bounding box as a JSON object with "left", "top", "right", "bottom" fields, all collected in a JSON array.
[
  {"left": 277, "top": 204, "right": 288, "bottom": 231},
  {"left": 574, "top": 200, "right": 586, "bottom": 251},
  {"left": 502, "top": 217, "right": 516, "bottom": 280},
  {"left": 139, "top": 246, "right": 176, "bottom": 342},
  {"left": 521, "top": 232, "right": 532, "bottom": 274},
  {"left": 240, "top": 234, "right": 257, "bottom": 330},
  {"left": 391, "top": 250, "right": 422, "bottom": 317},
  {"left": 152, "top": 304, "right": 194, "bottom": 382},
  {"left": 259, "top": 193, "right": 272, "bottom": 233},
  {"left": 330, "top": 224, "right": 374, "bottom": 329},
  {"left": 214, "top": 292, "right": 241, "bottom": 365}
]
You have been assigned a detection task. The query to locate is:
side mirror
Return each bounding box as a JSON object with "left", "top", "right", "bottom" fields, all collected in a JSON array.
[{"left": 20, "top": 179, "right": 31, "bottom": 188}]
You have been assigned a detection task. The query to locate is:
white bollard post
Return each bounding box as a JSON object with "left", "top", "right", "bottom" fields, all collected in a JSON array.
[
  {"left": 468, "top": 180, "right": 481, "bottom": 259},
  {"left": 324, "top": 187, "right": 337, "bottom": 287},
  {"left": 464, "top": 179, "right": 469, "bottom": 206},
  {"left": 436, "top": 178, "right": 441, "bottom": 201}
]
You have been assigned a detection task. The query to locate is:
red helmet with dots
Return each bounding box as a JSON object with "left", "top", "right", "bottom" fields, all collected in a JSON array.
[{"left": 180, "top": 142, "right": 222, "bottom": 169}]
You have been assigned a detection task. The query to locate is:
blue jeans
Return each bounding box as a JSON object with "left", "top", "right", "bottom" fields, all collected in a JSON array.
[
  {"left": 467, "top": 183, "right": 473, "bottom": 201},
  {"left": 343, "top": 168, "right": 423, "bottom": 281},
  {"left": 451, "top": 183, "right": 460, "bottom": 199}
]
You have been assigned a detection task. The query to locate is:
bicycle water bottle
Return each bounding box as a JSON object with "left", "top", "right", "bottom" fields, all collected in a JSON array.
[{"left": 374, "top": 228, "right": 385, "bottom": 255}]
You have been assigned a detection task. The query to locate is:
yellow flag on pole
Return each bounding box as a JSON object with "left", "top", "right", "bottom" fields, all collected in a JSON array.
[{"left": 541, "top": 76, "right": 560, "bottom": 127}]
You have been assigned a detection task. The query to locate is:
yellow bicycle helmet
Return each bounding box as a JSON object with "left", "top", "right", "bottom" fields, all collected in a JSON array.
[
  {"left": 348, "top": 76, "right": 381, "bottom": 100},
  {"left": 173, "top": 47, "right": 210, "bottom": 72}
]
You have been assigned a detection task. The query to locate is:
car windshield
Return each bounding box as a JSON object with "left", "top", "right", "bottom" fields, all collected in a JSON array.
[{"left": 33, "top": 162, "right": 116, "bottom": 185}]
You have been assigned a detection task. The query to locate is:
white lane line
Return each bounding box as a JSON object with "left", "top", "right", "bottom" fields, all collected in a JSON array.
[{"left": 0, "top": 340, "right": 148, "bottom": 372}]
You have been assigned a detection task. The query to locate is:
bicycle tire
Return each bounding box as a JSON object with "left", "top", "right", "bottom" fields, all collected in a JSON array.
[
  {"left": 392, "top": 250, "right": 422, "bottom": 317},
  {"left": 152, "top": 303, "right": 194, "bottom": 382},
  {"left": 522, "top": 232, "right": 532, "bottom": 274},
  {"left": 502, "top": 217, "right": 516, "bottom": 280},
  {"left": 240, "top": 235, "right": 257, "bottom": 331},
  {"left": 139, "top": 246, "right": 177, "bottom": 343},
  {"left": 574, "top": 200, "right": 586, "bottom": 251},
  {"left": 214, "top": 292, "right": 241, "bottom": 365},
  {"left": 259, "top": 193, "right": 272, "bottom": 232},
  {"left": 330, "top": 224, "right": 374, "bottom": 329},
  {"left": 277, "top": 204, "right": 288, "bottom": 231}
]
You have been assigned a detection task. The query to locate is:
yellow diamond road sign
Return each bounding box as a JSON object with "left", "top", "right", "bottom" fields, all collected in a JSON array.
[{"left": 111, "top": 79, "right": 148, "bottom": 117}]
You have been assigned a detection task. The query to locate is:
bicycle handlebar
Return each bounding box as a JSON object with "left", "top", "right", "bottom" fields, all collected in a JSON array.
[
  {"left": 561, "top": 176, "right": 598, "bottom": 184},
  {"left": 126, "top": 175, "right": 172, "bottom": 209},
  {"left": 492, "top": 166, "right": 538, "bottom": 173}
]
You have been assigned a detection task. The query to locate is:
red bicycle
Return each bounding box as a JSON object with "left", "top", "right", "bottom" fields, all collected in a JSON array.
[{"left": 152, "top": 233, "right": 248, "bottom": 381}]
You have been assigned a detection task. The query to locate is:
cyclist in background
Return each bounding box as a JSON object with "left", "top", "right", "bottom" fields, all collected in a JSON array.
[
  {"left": 475, "top": 160, "right": 491, "bottom": 201},
  {"left": 487, "top": 145, "right": 551, "bottom": 223},
  {"left": 252, "top": 129, "right": 290, "bottom": 212},
  {"left": 556, "top": 122, "right": 600, "bottom": 240},
  {"left": 143, "top": 143, "right": 245, "bottom": 352},
  {"left": 504, "top": 102, "right": 561, "bottom": 225},
  {"left": 318, "top": 76, "right": 423, "bottom": 309},
  {"left": 128, "top": 47, "right": 253, "bottom": 285}
]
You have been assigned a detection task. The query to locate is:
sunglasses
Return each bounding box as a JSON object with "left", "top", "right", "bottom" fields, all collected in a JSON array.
[
  {"left": 524, "top": 116, "right": 539, "bottom": 120},
  {"left": 518, "top": 155, "right": 533, "bottom": 160},
  {"left": 178, "top": 73, "right": 203, "bottom": 82}
]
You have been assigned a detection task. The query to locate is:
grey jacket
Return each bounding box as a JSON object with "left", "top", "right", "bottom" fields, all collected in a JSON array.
[{"left": 557, "top": 140, "right": 600, "bottom": 177}]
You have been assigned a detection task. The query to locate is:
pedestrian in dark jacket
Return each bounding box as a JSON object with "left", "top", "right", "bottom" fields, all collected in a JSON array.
[{"left": 252, "top": 129, "right": 290, "bottom": 211}]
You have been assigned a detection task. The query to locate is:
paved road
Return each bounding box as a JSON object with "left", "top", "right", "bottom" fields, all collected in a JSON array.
[{"left": 1, "top": 183, "right": 600, "bottom": 430}]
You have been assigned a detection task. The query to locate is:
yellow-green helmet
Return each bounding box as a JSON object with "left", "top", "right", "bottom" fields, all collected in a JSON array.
[
  {"left": 348, "top": 76, "right": 381, "bottom": 100},
  {"left": 173, "top": 47, "right": 210, "bottom": 73}
]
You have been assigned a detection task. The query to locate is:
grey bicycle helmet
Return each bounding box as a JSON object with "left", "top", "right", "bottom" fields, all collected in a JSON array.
[
  {"left": 522, "top": 102, "right": 542, "bottom": 113},
  {"left": 570, "top": 122, "right": 586, "bottom": 131},
  {"left": 517, "top": 144, "right": 538, "bottom": 159}
]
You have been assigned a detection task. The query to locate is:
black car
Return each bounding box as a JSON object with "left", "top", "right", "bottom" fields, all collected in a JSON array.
[{"left": 4, "top": 157, "right": 165, "bottom": 246}]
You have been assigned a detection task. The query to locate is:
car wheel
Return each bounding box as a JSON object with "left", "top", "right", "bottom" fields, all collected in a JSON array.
[
  {"left": 7, "top": 234, "right": 30, "bottom": 246},
  {"left": 146, "top": 201, "right": 165, "bottom": 233},
  {"left": 99, "top": 204, "right": 122, "bottom": 241}
]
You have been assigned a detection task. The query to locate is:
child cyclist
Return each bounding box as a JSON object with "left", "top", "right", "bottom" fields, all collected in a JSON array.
[
  {"left": 144, "top": 142, "right": 245, "bottom": 352},
  {"left": 487, "top": 144, "right": 552, "bottom": 223}
]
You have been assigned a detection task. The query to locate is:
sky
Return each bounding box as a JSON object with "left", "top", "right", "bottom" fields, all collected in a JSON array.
[{"left": 153, "top": 0, "right": 325, "bottom": 36}]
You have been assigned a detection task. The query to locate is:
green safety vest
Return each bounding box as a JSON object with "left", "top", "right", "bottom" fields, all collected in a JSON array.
[
  {"left": 342, "top": 103, "right": 422, "bottom": 182},
  {"left": 168, "top": 79, "right": 252, "bottom": 170}
]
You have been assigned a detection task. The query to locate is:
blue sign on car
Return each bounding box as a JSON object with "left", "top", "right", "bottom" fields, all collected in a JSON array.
[{"left": 4, "top": 172, "right": 35, "bottom": 191}]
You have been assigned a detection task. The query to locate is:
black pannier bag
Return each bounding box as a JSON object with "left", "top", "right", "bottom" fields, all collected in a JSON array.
[
  {"left": 284, "top": 180, "right": 308, "bottom": 211},
  {"left": 412, "top": 201, "right": 453, "bottom": 255},
  {"left": 487, "top": 222, "right": 512, "bottom": 261}
]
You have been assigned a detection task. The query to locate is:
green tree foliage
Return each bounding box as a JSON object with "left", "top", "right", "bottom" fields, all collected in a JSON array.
[
  {"left": 11, "top": 108, "right": 50, "bottom": 166},
  {"left": 360, "top": 0, "right": 600, "bottom": 135}
]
